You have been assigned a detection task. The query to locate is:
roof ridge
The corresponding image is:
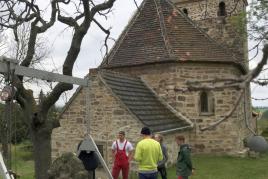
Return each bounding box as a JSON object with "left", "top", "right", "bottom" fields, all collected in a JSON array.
[
  {"left": 100, "top": 1, "right": 147, "bottom": 67},
  {"left": 164, "top": 0, "right": 242, "bottom": 63},
  {"left": 153, "top": 0, "right": 174, "bottom": 58}
]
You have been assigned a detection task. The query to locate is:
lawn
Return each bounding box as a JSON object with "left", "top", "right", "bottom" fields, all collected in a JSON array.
[
  {"left": 4, "top": 143, "right": 268, "bottom": 179},
  {"left": 9, "top": 141, "right": 34, "bottom": 179},
  {"left": 165, "top": 154, "right": 268, "bottom": 179}
]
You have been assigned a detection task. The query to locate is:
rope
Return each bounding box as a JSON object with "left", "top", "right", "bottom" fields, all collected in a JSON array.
[
  {"left": 11, "top": 69, "right": 17, "bottom": 174},
  {"left": 4, "top": 61, "right": 12, "bottom": 170},
  {"left": 85, "top": 77, "right": 91, "bottom": 135},
  {"left": 8, "top": 100, "right": 12, "bottom": 170},
  {"left": 3, "top": 61, "right": 18, "bottom": 177}
]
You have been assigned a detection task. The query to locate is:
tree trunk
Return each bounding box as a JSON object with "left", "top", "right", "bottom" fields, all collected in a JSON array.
[
  {"left": 1, "top": 124, "right": 9, "bottom": 164},
  {"left": 1, "top": 101, "right": 12, "bottom": 168},
  {"left": 32, "top": 124, "right": 52, "bottom": 179}
]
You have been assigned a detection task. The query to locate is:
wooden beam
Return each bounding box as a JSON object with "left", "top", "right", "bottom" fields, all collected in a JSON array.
[{"left": 0, "top": 56, "right": 88, "bottom": 86}]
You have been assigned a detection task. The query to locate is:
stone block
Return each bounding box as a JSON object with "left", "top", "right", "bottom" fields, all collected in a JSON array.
[{"left": 177, "top": 96, "right": 186, "bottom": 101}]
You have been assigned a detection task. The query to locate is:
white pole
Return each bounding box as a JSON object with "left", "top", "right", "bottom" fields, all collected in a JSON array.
[{"left": 0, "top": 152, "right": 13, "bottom": 179}]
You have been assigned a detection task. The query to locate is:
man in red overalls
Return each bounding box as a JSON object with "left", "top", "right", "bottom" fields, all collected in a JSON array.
[{"left": 112, "top": 131, "right": 134, "bottom": 179}]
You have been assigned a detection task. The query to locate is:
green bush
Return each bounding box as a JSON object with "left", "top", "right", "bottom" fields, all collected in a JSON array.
[
  {"left": 261, "top": 128, "right": 268, "bottom": 139},
  {"left": 261, "top": 110, "right": 268, "bottom": 120}
]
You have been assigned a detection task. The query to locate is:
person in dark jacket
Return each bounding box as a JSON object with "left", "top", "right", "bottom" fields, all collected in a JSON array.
[
  {"left": 175, "top": 135, "right": 194, "bottom": 179},
  {"left": 154, "top": 134, "right": 168, "bottom": 179}
]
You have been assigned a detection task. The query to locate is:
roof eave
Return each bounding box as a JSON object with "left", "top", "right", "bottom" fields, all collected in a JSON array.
[
  {"left": 101, "top": 59, "right": 248, "bottom": 75},
  {"left": 156, "top": 125, "right": 193, "bottom": 134}
]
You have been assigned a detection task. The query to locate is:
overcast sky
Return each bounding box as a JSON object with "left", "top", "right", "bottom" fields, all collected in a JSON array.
[
  {"left": 18, "top": 0, "right": 268, "bottom": 107},
  {"left": 23, "top": 0, "right": 143, "bottom": 106}
]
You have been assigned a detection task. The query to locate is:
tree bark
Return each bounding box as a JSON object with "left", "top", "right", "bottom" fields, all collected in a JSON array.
[
  {"left": 31, "top": 122, "right": 53, "bottom": 179},
  {"left": 1, "top": 123, "right": 9, "bottom": 164}
]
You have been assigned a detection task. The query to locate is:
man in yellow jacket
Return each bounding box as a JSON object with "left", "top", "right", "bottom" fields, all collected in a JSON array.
[{"left": 134, "top": 127, "right": 163, "bottom": 179}]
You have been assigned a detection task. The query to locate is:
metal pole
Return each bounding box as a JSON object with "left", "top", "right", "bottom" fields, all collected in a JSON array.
[
  {"left": 88, "top": 135, "right": 113, "bottom": 179},
  {"left": 0, "top": 152, "right": 13, "bottom": 179},
  {"left": 84, "top": 76, "right": 113, "bottom": 179},
  {"left": 86, "top": 77, "right": 91, "bottom": 135},
  {"left": 4, "top": 101, "right": 12, "bottom": 170}
]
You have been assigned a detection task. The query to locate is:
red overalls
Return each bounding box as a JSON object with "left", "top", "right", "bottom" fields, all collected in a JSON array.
[{"left": 112, "top": 140, "right": 129, "bottom": 179}]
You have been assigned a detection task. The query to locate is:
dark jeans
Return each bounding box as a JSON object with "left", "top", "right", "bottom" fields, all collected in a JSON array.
[
  {"left": 138, "top": 172, "right": 158, "bottom": 179},
  {"left": 157, "top": 167, "right": 167, "bottom": 179},
  {"left": 88, "top": 170, "right": 95, "bottom": 179}
]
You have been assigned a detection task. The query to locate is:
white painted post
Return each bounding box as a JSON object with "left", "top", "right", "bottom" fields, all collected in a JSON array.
[{"left": 0, "top": 152, "right": 13, "bottom": 179}]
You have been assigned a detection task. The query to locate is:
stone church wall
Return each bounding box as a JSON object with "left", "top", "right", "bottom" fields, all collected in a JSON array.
[
  {"left": 51, "top": 70, "right": 192, "bottom": 172},
  {"left": 51, "top": 62, "right": 255, "bottom": 176},
  {"left": 174, "top": 0, "right": 248, "bottom": 62},
  {"left": 51, "top": 72, "right": 144, "bottom": 167},
  {"left": 114, "top": 62, "right": 254, "bottom": 154},
  {"left": 172, "top": 0, "right": 246, "bottom": 20}
]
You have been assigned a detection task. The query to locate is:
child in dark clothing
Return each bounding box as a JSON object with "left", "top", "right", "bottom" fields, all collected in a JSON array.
[{"left": 175, "top": 135, "right": 194, "bottom": 179}]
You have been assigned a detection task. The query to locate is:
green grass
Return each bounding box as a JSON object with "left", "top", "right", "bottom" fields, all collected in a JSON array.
[
  {"left": 258, "top": 119, "right": 268, "bottom": 139},
  {"left": 4, "top": 144, "right": 268, "bottom": 179},
  {"left": 166, "top": 154, "right": 268, "bottom": 179},
  {"left": 8, "top": 141, "right": 34, "bottom": 179}
]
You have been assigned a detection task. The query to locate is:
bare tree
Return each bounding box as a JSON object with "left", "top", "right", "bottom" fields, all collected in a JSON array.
[{"left": 0, "top": 0, "right": 116, "bottom": 179}]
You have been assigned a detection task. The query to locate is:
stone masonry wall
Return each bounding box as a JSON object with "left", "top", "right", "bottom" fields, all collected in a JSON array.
[
  {"left": 52, "top": 62, "right": 255, "bottom": 178},
  {"left": 51, "top": 88, "right": 88, "bottom": 159},
  {"left": 173, "top": 0, "right": 246, "bottom": 20},
  {"left": 173, "top": 0, "right": 248, "bottom": 62},
  {"left": 114, "top": 62, "right": 255, "bottom": 154},
  {"left": 51, "top": 72, "right": 145, "bottom": 168},
  {"left": 51, "top": 71, "right": 198, "bottom": 176}
]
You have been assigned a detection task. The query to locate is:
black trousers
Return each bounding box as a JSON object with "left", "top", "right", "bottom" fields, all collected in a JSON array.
[{"left": 157, "top": 167, "right": 167, "bottom": 179}]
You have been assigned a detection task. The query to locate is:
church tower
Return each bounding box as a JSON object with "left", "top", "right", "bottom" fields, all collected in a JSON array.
[{"left": 172, "top": 0, "right": 248, "bottom": 63}]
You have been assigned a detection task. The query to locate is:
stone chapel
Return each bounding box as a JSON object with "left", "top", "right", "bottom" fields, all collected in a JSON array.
[{"left": 51, "top": 0, "right": 255, "bottom": 168}]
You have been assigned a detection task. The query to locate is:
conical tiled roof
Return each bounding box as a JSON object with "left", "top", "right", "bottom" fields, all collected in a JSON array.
[{"left": 100, "top": 0, "right": 243, "bottom": 69}]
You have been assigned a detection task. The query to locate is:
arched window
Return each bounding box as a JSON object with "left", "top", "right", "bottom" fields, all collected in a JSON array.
[
  {"left": 183, "top": 8, "right": 188, "bottom": 16},
  {"left": 218, "top": 2, "right": 226, "bottom": 16},
  {"left": 200, "top": 91, "right": 214, "bottom": 114}
]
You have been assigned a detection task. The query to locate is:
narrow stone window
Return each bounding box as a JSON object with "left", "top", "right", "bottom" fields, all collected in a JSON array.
[
  {"left": 96, "top": 144, "right": 104, "bottom": 167},
  {"left": 218, "top": 2, "right": 226, "bottom": 16},
  {"left": 97, "top": 144, "right": 104, "bottom": 157},
  {"left": 200, "top": 91, "right": 209, "bottom": 113},
  {"left": 183, "top": 8, "right": 188, "bottom": 16},
  {"left": 200, "top": 91, "right": 214, "bottom": 115}
]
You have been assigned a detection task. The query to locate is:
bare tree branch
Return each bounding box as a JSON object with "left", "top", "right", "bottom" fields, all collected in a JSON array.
[
  {"left": 91, "top": 0, "right": 116, "bottom": 16},
  {"left": 133, "top": 0, "right": 140, "bottom": 11},
  {"left": 187, "top": 44, "right": 268, "bottom": 91},
  {"left": 93, "top": 18, "right": 111, "bottom": 56},
  {"left": 200, "top": 90, "right": 244, "bottom": 131},
  {"left": 43, "top": 0, "right": 117, "bottom": 113},
  {"left": 252, "top": 97, "right": 268, "bottom": 101},
  {"left": 187, "top": 44, "right": 268, "bottom": 131}
]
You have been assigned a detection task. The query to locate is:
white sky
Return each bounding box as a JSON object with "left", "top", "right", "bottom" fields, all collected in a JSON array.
[{"left": 33, "top": 0, "right": 144, "bottom": 106}]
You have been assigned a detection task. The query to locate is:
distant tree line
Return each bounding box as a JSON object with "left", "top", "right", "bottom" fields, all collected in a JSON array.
[{"left": 0, "top": 103, "right": 61, "bottom": 144}]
